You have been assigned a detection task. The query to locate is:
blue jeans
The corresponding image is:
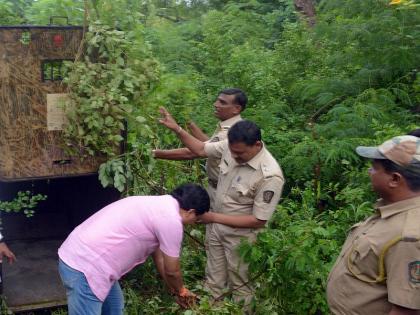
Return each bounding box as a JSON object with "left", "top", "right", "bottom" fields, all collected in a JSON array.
[{"left": 58, "top": 259, "right": 124, "bottom": 315}]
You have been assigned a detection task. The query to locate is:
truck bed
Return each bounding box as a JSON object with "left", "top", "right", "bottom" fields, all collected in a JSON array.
[{"left": 2, "top": 239, "right": 67, "bottom": 313}]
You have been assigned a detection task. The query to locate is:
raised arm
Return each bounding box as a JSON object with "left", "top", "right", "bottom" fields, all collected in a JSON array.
[
  {"left": 188, "top": 121, "right": 210, "bottom": 142},
  {"left": 158, "top": 107, "right": 207, "bottom": 157}
]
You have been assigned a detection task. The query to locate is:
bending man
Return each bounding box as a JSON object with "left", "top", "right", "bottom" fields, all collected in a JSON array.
[{"left": 58, "top": 183, "right": 209, "bottom": 315}]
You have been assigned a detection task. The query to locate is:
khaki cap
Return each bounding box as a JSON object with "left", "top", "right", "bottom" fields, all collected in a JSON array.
[{"left": 356, "top": 135, "right": 420, "bottom": 173}]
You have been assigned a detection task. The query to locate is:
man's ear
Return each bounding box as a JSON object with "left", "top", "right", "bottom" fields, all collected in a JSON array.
[
  {"left": 389, "top": 172, "right": 403, "bottom": 188},
  {"left": 233, "top": 104, "right": 242, "bottom": 114}
]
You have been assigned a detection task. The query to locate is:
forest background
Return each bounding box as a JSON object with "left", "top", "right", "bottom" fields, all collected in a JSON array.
[{"left": 0, "top": 0, "right": 419, "bottom": 314}]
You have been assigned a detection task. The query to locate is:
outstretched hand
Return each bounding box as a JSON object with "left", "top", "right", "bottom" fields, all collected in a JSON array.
[
  {"left": 158, "top": 107, "right": 179, "bottom": 131},
  {"left": 0, "top": 242, "right": 16, "bottom": 264}
]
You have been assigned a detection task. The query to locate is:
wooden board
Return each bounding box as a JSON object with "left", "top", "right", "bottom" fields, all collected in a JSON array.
[{"left": 0, "top": 27, "right": 106, "bottom": 181}]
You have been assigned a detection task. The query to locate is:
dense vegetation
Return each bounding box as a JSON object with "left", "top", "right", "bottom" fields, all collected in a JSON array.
[{"left": 1, "top": 0, "right": 419, "bottom": 313}]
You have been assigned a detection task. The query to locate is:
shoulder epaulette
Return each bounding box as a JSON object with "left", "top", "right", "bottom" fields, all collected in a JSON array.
[
  {"left": 402, "top": 207, "right": 420, "bottom": 242},
  {"left": 260, "top": 161, "right": 282, "bottom": 179}
]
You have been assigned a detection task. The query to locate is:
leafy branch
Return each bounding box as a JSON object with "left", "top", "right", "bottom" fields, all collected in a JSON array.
[{"left": 0, "top": 191, "right": 47, "bottom": 218}]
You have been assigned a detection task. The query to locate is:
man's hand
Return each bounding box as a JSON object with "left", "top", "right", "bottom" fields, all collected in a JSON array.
[
  {"left": 197, "top": 212, "right": 215, "bottom": 224},
  {"left": 157, "top": 107, "right": 208, "bottom": 157},
  {"left": 176, "top": 287, "right": 198, "bottom": 309},
  {"left": 158, "top": 107, "right": 180, "bottom": 132},
  {"left": 0, "top": 242, "right": 16, "bottom": 264}
]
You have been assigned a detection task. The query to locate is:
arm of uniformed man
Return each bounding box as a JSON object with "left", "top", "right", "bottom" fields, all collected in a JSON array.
[
  {"left": 385, "top": 235, "right": 420, "bottom": 315},
  {"left": 153, "top": 116, "right": 210, "bottom": 160},
  {"left": 199, "top": 175, "right": 284, "bottom": 229},
  {"left": 199, "top": 212, "right": 266, "bottom": 228},
  {"left": 153, "top": 148, "right": 200, "bottom": 160},
  {"left": 158, "top": 107, "right": 208, "bottom": 157},
  {"left": 188, "top": 121, "right": 209, "bottom": 142}
]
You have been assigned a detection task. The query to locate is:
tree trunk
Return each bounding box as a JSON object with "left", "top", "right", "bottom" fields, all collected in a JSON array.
[{"left": 294, "top": 0, "right": 316, "bottom": 27}]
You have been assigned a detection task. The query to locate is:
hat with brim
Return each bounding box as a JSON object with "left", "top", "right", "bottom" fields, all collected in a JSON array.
[
  {"left": 355, "top": 135, "right": 420, "bottom": 173},
  {"left": 356, "top": 147, "right": 386, "bottom": 160}
]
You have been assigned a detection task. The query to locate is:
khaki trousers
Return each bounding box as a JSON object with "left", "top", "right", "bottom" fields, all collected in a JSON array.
[
  {"left": 204, "top": 184, "right": 217, "bottom": 252},
  {"left": 205, "top": 224, "right": 255, "bottom": 306},
  {"left": 206, "top": 184, "right": 217, "bottom": 213}
]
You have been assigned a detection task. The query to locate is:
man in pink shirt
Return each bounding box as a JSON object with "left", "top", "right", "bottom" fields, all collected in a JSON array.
[{"left": 58, "top": 183, "right": 209, "bottom": 315}]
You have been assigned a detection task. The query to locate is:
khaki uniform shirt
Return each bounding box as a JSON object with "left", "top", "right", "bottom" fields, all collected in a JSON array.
[
  {"left": 327, "top": 196, "right": 420, "bottom": 314},
  {"left": 205, "top": 115, "right": 242, "bottom": 211},
  {"left": 204, "top": 140, "right": 285, "bottom": 237},
  {"left": 205, "top": 115, "right": 242, "bottom": 185}
]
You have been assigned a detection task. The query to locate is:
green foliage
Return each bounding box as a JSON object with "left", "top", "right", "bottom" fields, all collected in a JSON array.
[
  {"left": 0, "top": 1, "right": 25, "bottom": 24},
  {"left": 99, "top": 158, "right": 130, "bottom": 192},
  {"left": 50, "top": 308, "right": 68, "bottom": 315},
  {"left": 0, "top": 297, "right": 12, "bottom": 315},
  {"left": 141, "top": 0, "right": 418, "bottom": 313},
  {"left": 2, "top": 0, "right": 419, "bottom": 313},
  {"left": 0, "top": 191, "right": 47, "bottom": 218},
  {"left": 83, "top": 0, "right": 419, "bottom": 312},
  {"left": 121, "top": 232, "right": 243, "bottom": 314},
  {"left": 24, "top": 0, "right": 84, "bottom": 25},
  {"left": 63, "top": 22, "right": 159, "bottom": 158},
  {"left": 240, "top": 183, "right": 373, "bottom": 314}
]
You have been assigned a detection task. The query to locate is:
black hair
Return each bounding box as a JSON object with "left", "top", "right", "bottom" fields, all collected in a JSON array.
[
  {"left": 407, "top": 129, "right": 420, "bottom": 137},
  {"left": 219, "top": 88, "right": 248, "bottom": 110},
  {"left": 170, "top": 183, "right": 210, "bottom": 215},
  {"left": 376, "top": 159, "right": 420, "bottom": 192},
  {"left": 227, "top": 120, "right": 261, "bottom": 146}
]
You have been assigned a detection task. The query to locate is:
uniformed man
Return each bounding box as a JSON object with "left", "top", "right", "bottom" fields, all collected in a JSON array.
[
  {"left": 327, "top": 135, "right": 420, "bottom": 315},
  {"left": 158, "top": 110, "right": 284, "bottom": 306},
  {"left": 153, "top": 88, "right": 246, "bottom": 210}
]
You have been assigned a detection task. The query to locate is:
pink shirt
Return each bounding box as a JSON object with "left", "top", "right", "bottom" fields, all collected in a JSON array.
[{"left": 58, "top": 195, "right": 183, "bottom": 301}]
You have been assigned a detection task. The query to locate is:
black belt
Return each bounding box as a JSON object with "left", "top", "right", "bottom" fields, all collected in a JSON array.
[{"left": 208, "top": 178, "right": 218, "bottom": 189}]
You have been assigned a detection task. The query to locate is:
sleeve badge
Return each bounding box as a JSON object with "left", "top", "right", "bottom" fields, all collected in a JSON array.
[
  {"left": 263, "top": 190, "right": 274, "bottom": 203},
  {"left": 210, "top": 136, "right": 220, "bottom": 143},
  {"left": 408, "top": 261, "right": 420, "bottom": 284}
]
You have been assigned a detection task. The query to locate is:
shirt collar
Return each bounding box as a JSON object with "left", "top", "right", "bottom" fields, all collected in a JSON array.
[
  {"left": 375, "top": 195, "right": 420, "bottom": 219},
  {"left": 243, "top": 143, "right": 266, "bottom": 170},
  {"left": 219, "top": 115, "right": 242, "bottom": 129}
]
